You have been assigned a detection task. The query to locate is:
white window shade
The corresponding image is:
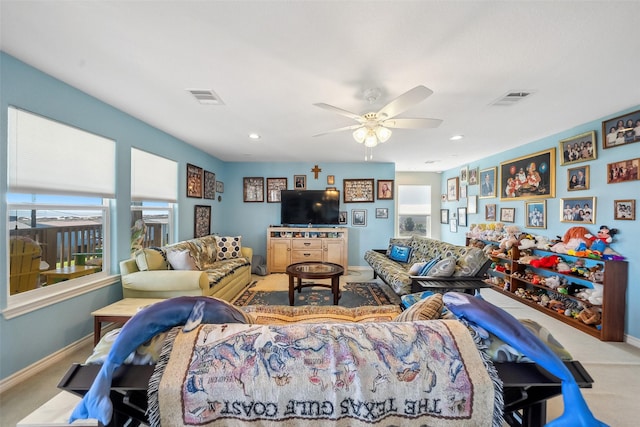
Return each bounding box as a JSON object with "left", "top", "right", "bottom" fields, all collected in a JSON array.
[
  {"left": 8, "top": 107, "right": 116, "bottom": 197},
  {"left": 131, "top": 148, "right": 178, "bottom": 202}
]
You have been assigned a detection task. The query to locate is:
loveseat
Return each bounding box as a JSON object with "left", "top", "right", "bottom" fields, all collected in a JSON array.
[
  {"left": 364, "top": 236, "right": 489, "bottom": 295},
  {"left": 119, "top": 235, "right": 252, "bottom": 301}
]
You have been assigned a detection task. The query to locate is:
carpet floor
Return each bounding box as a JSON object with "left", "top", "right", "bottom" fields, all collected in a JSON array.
[{"left": 232, "top": 281, "right": 401, "bottom": 307}]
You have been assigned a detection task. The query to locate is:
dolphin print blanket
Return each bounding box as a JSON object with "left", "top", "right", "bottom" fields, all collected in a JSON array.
[{"left": 148, "top": 319, "right": 502, "bottom": 426}]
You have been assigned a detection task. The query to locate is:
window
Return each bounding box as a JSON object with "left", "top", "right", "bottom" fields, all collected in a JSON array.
[
  {"left": 397, "top": 185, "right": 432, "bottom": 237},
  {"left": 6, "top": 107, "right": 115, "bottom": 310},
  {"left": 130, "top": 148, "right": 178, "bottom": 250}
]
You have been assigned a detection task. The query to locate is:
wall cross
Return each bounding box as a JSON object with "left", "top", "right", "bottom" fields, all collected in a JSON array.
[{"left": 311, "top": 164, "right": 322, "bottom": 179}]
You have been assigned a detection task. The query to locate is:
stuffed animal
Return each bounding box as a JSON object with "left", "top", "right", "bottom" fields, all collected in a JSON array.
[
  {"left": 550, "top": 226, "right": 592, "bottom": 254},
  {"left": 499, "top": 225, "right": 520, "bottom": 250},
  {"left": 578, "top": 307, "right": 601, "bottom": 325},
  {"left": 518, "top": 237, "right": 537, "bottom": 250},
  {"left": 584, "top": 225, "right": 618, "bottom": 255},
  {"left": 535, "top": 235, "right": 552, "bottom": 250},
  {"left": 530, "top": 255, "right": 560, "bottom": 269}
]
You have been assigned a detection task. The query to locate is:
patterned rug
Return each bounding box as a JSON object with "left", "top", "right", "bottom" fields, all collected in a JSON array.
[{"left": 232, "top": 281, "right": 401, "bottom": 307}]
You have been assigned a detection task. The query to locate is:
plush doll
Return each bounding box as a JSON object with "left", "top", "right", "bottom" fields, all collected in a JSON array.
[
  {"left": 535, "top": 235, "right": 552, "bottom": 250},
  {"left": 518, "top": 237, "right": 537, "bottom": 250},
  {"left": 550, "top": 226, "right": 592, "bottom": 254},
  {"left": 584, "top": 225, "right": 618, "bottom": 255},
  {"left": 529, "top": 254, "right": 560, "bottom": 269},
  {"left": 499, "top": 225, "right": 520, "bottom": 250}
]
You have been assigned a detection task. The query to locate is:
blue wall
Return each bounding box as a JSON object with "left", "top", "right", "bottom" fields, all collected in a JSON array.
[
  {"left": 0, "top": 53, "right": 395, "bottom": 380},
  {"left": 439, "top": 106, "right": 640, "bottom": 341}
]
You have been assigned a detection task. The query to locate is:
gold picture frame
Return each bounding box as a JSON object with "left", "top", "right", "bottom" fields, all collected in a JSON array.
[
  {"left": 567, "top": 165, "right": 590, "bottom": 191},
  {"left": 500, "top": 148, "right": 555, "bottom": 200},
  {"left": 525, "top": 200, "right": 547, "bottom": 229},
  {"left": 614, "top": 199, "right": 635, "bottom": 220},
  {"left": 446, "top": 177, "right": 459, "bottom": 201},
  {"left": 479, "top": 167, "right": 497, "bottom": 198},
  {"left": 560, "top": 196, "right": 596, "bottom": 224},
  {"left": 559, "top": 131, "right": 597, "bottom": 165}
]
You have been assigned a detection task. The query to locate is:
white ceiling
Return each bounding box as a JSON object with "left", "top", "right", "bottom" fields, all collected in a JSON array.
[{"left": 2, "top": 1, "right": 639, "bottom": 172}]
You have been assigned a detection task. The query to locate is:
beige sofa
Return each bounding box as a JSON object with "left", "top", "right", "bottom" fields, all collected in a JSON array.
[{"left": 119, "top": 235, "right": 252, "bottom": 301}]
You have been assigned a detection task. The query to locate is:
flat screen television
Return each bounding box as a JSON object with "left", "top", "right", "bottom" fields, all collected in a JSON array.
[{"left": 280, "top": 190, "right": 340, "bottom": 225}]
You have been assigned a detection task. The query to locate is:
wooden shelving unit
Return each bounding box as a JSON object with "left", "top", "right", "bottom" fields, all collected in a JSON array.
[
  {"left": 267, "top": 227, "right": 348, "bottom": 273},
  {"left": 467, "top": 238, "right": 628, "bottom": 341}
]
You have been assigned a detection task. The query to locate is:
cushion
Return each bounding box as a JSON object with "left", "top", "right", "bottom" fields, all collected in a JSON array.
[
  {"left": 239, "top": 305, "right": 402, "bottom": 325},
  {"left": 394, "top": 293, "right": 444, "bottom": 322},
  {"left": 388, "top": 244, "right": 412, "bottom": 263},
  {"left": 400, "top": 290, "right": 435, "bottom": 309},
  {"left": 424, "top": 256, "right": 457, "bottom": 277},
  {"left": 407, "top": 261, "right": 427, "bottom": 275},
  {"left": 134, "top": 248, "right": 168, "bottom": 271},
  {"left": 418, "top": 256, "right": 441, "bottom": 276},
  {"left": 215, "top": 236, "right": 242, "bottom": 260},
  {"left": 166, "top": 249, "right": 199, "bottom": 270}
]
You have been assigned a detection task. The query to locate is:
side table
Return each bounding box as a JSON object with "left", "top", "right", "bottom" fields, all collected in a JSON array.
[{"left": 90, "top": 298, "right": 165, "bottom": 345}]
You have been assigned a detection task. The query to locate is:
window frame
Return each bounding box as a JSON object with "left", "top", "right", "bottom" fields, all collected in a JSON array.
[{"left": 396, "top": 184, "right": 432, "bottom": 238}]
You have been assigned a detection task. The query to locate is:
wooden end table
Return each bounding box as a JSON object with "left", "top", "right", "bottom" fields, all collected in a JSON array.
[
  {"left": 285, "top": 262, "right": 344, "bottom": 306},
  {"left": 90, "top": 298, "right": 165, "bottom": 345}
]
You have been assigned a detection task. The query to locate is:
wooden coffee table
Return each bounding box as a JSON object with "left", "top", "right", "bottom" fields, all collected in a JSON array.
[
  {"left": 285, "top": 262, "right": 344, "bottom": 306},
  {"left": 90, "top": 298, "right": 165, "bottom": 345}
]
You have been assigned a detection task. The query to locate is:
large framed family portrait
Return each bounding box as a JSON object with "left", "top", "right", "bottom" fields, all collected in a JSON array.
[{"left": 500, "top": 148, "right": 555, "bottom": 200}]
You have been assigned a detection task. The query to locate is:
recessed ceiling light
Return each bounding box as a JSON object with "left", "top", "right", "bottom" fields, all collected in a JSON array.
[
  {"left": 424, "top": 160, "right": 440, "bottom": 164},
  {"left": 248, "top": 133, "right": 261, "bottom": 140},
  {"left": 450, "top": 135, "right": 464, "bottom": 141}
]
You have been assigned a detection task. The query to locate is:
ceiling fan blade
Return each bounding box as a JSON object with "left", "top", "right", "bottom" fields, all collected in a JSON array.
[
  {"left": 376, "top": 85, "right": 433, "bottom": 120},
  {"left": 382, "top": 117, "right": 443, "bottom": 129},
  {"left": 313, "top": 103, "right": 364, "bottom": 122},
  {"left": 313, "top": 124, "right": 363, "bottom": 137}
]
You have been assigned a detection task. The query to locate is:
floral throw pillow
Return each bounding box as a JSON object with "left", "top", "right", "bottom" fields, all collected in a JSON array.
[{"left": 215, "top": 236, "right": 242, "bottom": 260}]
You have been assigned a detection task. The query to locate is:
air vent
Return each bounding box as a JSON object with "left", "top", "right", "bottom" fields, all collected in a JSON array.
[
  {"left": 186, "top": 89, "right": 224, "bottom": 105},
  {"left": 491, "top": 91, "right": 535, "bottom": 106}
]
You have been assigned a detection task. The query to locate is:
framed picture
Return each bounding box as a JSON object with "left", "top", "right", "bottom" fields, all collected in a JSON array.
[
  {"left": 567, "top": 165, "right": 590, "bottom": 191},
  {"left": 500, "top": 148, "right": 555, "bottom": 200},
  {"left": 327, "top": 175, "right": 335, "bottom": 185},
  {"left": 479, "top": 167, "right": 497, "bottom": 198},
  {"left": 351, "top": 209, "right": 367, "bottom": 226},
  {"left": 457, "top": 207, "right": 467, "bottom": 227},
  {"left": 449, "top": 219, "right": 458, "bottom": 233},
  {"left": 467, "top": 195, "right": 477, "bottom": 214},
  {"left": 559, "top": 131, "right": 597, "bottom": 165},
  {"left": 266, "top": 177, "right": 287, "bottom": 203},
  {"left": 500, "top": 207, "right": 515, "bottom": 223},
  {"left": 447, "top": 177, "right": 459, "bottom": 201},
  {"left": 377, "top": 179, "right": 394, "bottom": 200},
  {"left": 216, "top": 180, "right": 224, "bottom": 193},
  {"left": 460, "top": 166, "right": 468, "bottom": 184},
  {"left": 459, "top": 184, "right": 467, "bottom": 199},
  {"left": 338, "top": 211, "right": 348, "bottom": 225},
  {"left": 468, "top": 167, "right": 479, "bottom": 185},
  {"left": 194, "top": 205, "right": 211, "bottom": 238},
  {"left": 294, "top": 174, "right": 306, "bottom": 189},
  {"left": 343, "top": 179, "right": 375, "bottom": 203},
  {"left": 203, "top": 170, "right": 216, "bottom": 199},
  {"left": 186, "top": 163, "right": 203, "bottom": 198},
  {"left": 607, "top": 158, "right": 640, "bottom": 183},
  {"left": 375, "top": 208, "right": 388, "bottom": 219},
  {"left": 440, "top": 209, "right": 449, "bottom": 224},
  {"left": 614, "top": 199, "right": 635, "bottom": 220},
  {"left": 243, "top": 177, "right": 264, "bottom": 202},
  {"left": 560, "top": 196, "right": 596, "bottom": 224},
  {"left": 602, "top": 109, "right": 640, "bottom": 149},
  {"left": 485, "top": 204, "right": 496, "bottom": 221},
  {"left": 525, "top": 200, "right": 546, "bottom": 229}
]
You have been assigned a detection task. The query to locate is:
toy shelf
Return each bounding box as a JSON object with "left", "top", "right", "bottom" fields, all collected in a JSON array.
[{"left": 468, "top": 237, "right": 627, "bottom": 341}]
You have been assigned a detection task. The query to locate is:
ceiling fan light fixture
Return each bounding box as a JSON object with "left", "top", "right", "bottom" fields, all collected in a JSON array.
[
  {"left": 353, "top": 127, "right": 367, "bottom": 144},
  {"left": 364, "top": 131, "right": 378, "bottom": 148},
  {"left": 375, "top": 126, "right": 392, "bottom": 143}
]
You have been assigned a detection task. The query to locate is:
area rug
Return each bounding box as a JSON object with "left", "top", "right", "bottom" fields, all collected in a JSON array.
[{"left": 232, "top": 281, "right": 401, "bottom": 307}]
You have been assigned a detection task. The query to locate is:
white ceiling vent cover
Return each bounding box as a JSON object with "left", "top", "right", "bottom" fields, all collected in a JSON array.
[
  {"left": 187, "top": 89, "right": 224, "bottom": 105},
  {"left": 491, "top": 91, "right": 535, "bottom": 106}
]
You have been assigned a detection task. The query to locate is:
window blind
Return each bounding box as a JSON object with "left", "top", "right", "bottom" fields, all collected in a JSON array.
[
  {"left": 131, "top": 148, "right": 178, "bottom": 202},
  {"left": 8, "top": 106, "right": 116, "bottom": 197}
]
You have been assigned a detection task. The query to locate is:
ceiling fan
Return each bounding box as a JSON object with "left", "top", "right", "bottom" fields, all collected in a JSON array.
[{"left": 313, "top": 85, "right": 443, "bottom": 157}]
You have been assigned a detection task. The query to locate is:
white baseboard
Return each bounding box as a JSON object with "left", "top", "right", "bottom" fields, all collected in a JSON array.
[
  {"left": 0, "top": 334, "right": 92, "bottom": 394},
  {"left": 625, "top": 333, "right": 640, "bottom": 348}
]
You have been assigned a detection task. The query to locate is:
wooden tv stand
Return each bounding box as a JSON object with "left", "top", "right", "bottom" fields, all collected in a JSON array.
[{"left": 267, "top": 226, "right": 348, "bottom": 273}]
